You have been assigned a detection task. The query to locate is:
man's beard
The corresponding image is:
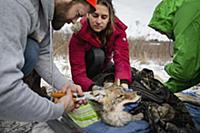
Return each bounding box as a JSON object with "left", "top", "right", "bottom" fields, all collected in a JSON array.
[{"left": 52, "top": 17, "right": 66, "bottom": 30}]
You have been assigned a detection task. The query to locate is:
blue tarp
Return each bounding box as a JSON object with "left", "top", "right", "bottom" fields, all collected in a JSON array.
[
  {"left": 83, "top": 90, "right": 200, "bottom": 133},
  {"left": 183, "top": 90, "right": 200, "bottom": 131},
  {"left": 84, "top": 120, "right": 150, "bottom": 133}
]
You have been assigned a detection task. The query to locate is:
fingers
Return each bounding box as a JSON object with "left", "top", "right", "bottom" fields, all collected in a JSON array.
[
  {"left": 61, "top": 81, "right": 84, "bottom": 96},
  {"left": 54, "top": 89, "right": 75, "bottom": 112},
  {"left": 64, "top": 89, "right": 75, "bottom": 112},
  {"left": 74, "top": 85, "right": 84, "bottom": 96},
  {"left": 65, "top": 89, "right": 75, "bottom": 112},
  {"left": 69, "top": 84, "right": 84, "bottom": 98},
  {"left": 53, "top": 81, "right": 87, "bottom": 112}
]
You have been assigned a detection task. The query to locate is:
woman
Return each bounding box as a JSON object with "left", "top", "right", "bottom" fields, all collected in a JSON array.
[
  {"left": 67, "top": 1, "right": 149, "bottom": 132},
  {"left": 69, "top": 0, "right": 131, "bottom": 91}
]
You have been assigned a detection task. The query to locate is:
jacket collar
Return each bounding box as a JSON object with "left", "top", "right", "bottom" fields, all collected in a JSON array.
[{"left": 114, "top": 17, "right": 127, "bottom": 31}]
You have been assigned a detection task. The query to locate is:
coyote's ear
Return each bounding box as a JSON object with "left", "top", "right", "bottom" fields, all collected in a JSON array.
[{"left": 113, "top": 79, "right": 120, "bottom": 86}]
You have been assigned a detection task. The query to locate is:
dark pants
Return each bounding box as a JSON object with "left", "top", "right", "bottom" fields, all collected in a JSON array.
[
  {"left": 22, "top": 38, "right": 39, "bottom": 76},
  {"left": 85, "top": 48, "right": 105, "bottom": 78},
  {"left": 85, "top": 48, "right": 115, "bottom": 84}
]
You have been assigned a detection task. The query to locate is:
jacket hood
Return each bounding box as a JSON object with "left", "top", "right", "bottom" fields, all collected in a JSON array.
[
  {"left": 40, "top": 0, "right": 54, "bottom": 20},
  {"left": 148, "top": 0, "right": 188, "bottom": 39}
]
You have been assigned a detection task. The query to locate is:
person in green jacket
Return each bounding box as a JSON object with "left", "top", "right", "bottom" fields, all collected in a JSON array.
[{"left": 149, "top": 0, "right": 200, "bottom": 93}]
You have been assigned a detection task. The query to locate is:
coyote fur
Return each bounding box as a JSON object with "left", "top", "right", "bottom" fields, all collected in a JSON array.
[{"left": 91, "top": 80, "right": 143, "bottom": 127}]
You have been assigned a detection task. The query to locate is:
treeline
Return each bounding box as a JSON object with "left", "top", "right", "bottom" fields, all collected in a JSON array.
[{"left": 53, "top": 31, "right": 173, "bottom": 64}]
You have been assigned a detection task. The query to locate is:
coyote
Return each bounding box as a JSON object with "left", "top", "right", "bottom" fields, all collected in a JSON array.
[
  {"left": 91, "top": 80, "right": 143, "bottom": 127},
  {"left": 89, "top": 68, "right": 197, "bottom": 132}
]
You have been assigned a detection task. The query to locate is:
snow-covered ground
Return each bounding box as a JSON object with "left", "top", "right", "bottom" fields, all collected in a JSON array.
[
  {"left": 49, "top": 57, "right": 200, "bottom": 97},
  {"left": 53, "top": 57, "right": 170, "bottom": 83},
  {"left": 42, "top": 57, "right": 171, "bottom": 94}
]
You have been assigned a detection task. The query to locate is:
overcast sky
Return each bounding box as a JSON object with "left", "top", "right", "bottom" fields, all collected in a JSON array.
[
  {"left": 113, "top": 0, "right": 168, "bottom": 40},
  {"left": 62, "top": 0, "right": 168, "bottom": 40}
]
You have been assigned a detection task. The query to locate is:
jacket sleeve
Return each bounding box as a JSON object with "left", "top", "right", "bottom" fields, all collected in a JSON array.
[
  {"left": 164, "top": 1, "right": 200, "bottom": 92},
  {"left": 113, "top": 31, "right": 132, "bottom": 83},
  {"left": 34, "top": 32, "right": 68, "bottom": 90},
  {"left": 0, "top": 2, "right": 64, "bottom": 121},
  {"left": 69, "top": 34, "right": 93, "bottom": 91}
]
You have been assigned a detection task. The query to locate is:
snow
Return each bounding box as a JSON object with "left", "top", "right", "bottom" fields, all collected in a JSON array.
[
  {"left": 52, "top": 58, "right": 170, "bottom": 83},
  {"left": 42, "top": 57, "right": 171, "bottom": 93},
  {"left": 51, "top": 57, "right": 200, "bottom": 96}
]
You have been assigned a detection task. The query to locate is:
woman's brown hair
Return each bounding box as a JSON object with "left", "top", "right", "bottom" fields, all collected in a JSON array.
[{"left": 89, "top": 0, "right": 115, "bottom": 46}]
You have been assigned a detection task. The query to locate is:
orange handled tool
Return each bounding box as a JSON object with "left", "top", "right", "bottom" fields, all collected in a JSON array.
[
  {"left": 50, "top": 91, "right": 86, "bottom": 102},
  {"left": 50, "top": 92, "right": 66, "bottom": 98}
]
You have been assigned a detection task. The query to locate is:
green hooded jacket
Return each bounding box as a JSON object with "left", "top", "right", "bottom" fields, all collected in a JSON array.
[{"left": 149, "top": 0, "right": 200, "bottom": 92}]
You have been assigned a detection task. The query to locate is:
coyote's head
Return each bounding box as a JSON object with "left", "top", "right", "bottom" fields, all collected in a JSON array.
[{"left": 91, "top": 80, "right": 143, "bottom": 127}]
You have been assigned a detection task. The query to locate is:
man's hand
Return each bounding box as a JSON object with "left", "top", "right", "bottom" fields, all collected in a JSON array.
[
  {"left": 60, "top": 81, "right": 87, "bottom": 106},
  {"left": 55, "top": 88, "right": 75, "bottom": 112}
]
